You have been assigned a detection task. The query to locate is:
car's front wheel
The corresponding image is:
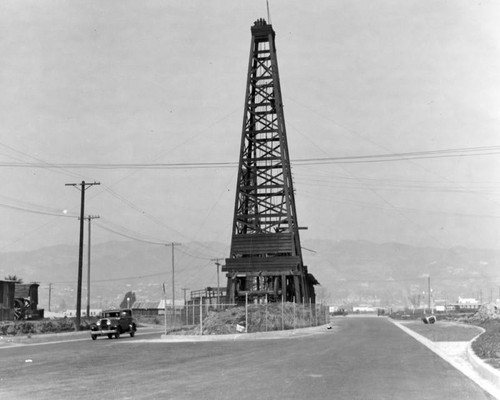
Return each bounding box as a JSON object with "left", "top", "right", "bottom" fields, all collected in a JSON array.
[
  {"left": 129, "top": 330, "right": 135, "bottom": 338},
  {"left": 91, "top": 335, "right": 97, "bottom": 340},
  {"left": 115, "top": 330, "right": 120, "bottom": 339}
]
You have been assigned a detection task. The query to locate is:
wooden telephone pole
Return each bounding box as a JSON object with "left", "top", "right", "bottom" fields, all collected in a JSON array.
[
  {"left": 86, "top": 215, "right": 100, "bottom": 317},
  {"left": 65, "top": 181, "right": 100, "bottom": 330}
]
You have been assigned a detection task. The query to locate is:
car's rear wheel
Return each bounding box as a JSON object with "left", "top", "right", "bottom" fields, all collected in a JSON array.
[
  {"left": 130, "top": 331, "right": 135, "bottom": 338},
  {"left": 107, "top": 334, "right": 113, "bottom": 339},
  {"left": 115, "top": 330, "right": 120, "bottom": 339},
  {"left": 91, "top": 335, "right": 97, "bottom": 340}
]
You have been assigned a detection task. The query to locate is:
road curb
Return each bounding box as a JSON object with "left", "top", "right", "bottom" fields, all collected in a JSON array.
[
  {"left": 156, "top": 324, "right": 332, "bottom": 342},
  {"left": 466, "top": 330, "right": 500, "bottom": 389},
  {"left": 390, "top": 319, "right": 500, "bottom": 399}
]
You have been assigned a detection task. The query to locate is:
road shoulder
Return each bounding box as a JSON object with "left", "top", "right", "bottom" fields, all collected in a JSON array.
[{"left": 390, "top": 318, "right": 500, "bottom": 399}]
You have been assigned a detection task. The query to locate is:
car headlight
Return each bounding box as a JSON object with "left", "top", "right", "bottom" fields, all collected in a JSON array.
[
  {"left": 96, "top": 321, "right": 101, "bottom": 326},
  {"left": 107, "top": 320, "right": 111, "bottom": 326}
]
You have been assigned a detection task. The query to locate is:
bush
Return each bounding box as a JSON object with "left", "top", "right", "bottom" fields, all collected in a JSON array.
[
  {"left": 200, "top": 303, "right": 328, "bottom": 335},
  {"left": 0, "top": 318, "right": 79, "bottom": 336}
]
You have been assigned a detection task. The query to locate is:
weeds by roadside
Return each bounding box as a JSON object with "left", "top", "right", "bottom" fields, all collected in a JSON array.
[{"left": 0, "top": 317, "right": 98, "bottom": 336}]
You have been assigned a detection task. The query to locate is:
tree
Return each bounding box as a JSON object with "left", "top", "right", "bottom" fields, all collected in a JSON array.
[
  {"left": 4, "top": 275, "right": 23, "bottom": 283},
  {"left": 408, "top": 293, "right": 421, "bottom": 310},
  {"left": 58, "top": 299, "right": 68, "bottom": 312},
  {"left": 119, "top": 291, "right": 136, "bottom": 309}
]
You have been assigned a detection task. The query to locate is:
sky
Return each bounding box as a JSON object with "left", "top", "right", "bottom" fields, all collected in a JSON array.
[{"left": 0, "top": 0, "right": 499, "bottom": 259}]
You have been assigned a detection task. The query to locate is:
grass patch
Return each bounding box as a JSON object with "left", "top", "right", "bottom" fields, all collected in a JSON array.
[{"left": 399, "top": 320, "right": 483, "bottom": 342}]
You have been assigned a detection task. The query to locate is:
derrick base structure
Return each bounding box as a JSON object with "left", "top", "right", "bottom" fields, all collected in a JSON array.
[
  {"left": 224, "top": 233, "right": 318, "bottom": 304},
  {"left": 223, "top": 19, "right": 318, "bottom": 305}
]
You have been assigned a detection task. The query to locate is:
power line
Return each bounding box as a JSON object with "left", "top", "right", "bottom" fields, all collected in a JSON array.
[
  {"left": 0, "top": 140, "right": 87, "bottom": 180},
  {"left": 94, "top": 221, "right": 168, "bottom": 245},
  {"left": 0, "top": 202, "right": 78, "bottom": 218},
  {"left": 93, "top": 220, "right": 221, "bottom": 261},
  {"left": 0, "top": 145, "right": 498, "bottom": 169}
]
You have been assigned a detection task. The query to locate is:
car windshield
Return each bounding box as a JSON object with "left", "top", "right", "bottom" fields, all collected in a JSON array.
[{"left": 103, "top": 312, "right": 120, "bottom": 318}]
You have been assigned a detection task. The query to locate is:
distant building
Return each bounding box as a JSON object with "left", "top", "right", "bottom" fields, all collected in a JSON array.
[
  {"left": 63, "top": 309, "right": 102, "bottom": 318},
  {"left": 0, "top": 281, "right": 43, "bottom": 321},
  {"left": 453, "top": 297, "right": 480, "bottom": 311},
  {"left": 0, "top": 280, "right": 15, "bottom": 321},
  {"left": 352, "top": 304, "right": 376, "bottom": 313},
  {"left": 157, "top": 299, "right": 185, "bottom": 315},
  {"left": 133, "top": 301, "right": 162, "bottom": 317}
]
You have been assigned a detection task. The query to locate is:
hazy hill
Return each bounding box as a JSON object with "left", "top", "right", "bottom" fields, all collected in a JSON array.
[
  {"left": 305, "top": 240, "right": 500, "bottom": 306},
  {"left": 1, "top": 240, "right": 498, "bottom": 310}
]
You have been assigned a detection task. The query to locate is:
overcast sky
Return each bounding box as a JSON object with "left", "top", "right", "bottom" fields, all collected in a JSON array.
[{"left": 0, "top": 0, "right": 499, "bottom": 259}]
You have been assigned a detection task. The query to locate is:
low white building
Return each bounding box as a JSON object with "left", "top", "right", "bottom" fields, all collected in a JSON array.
[
  {"left": 63, "top": 309, "right": 102, "bottom": 317},
  {"left": 352, "top": 305, "right": 376, "bottom": 313},
  {"left": 455, "top": 297, "right": 480, "bottom": 310}
]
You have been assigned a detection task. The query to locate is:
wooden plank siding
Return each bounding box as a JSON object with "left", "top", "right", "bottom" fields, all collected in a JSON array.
[
  {"left": 229, "top": 233, "right": 294, "bottom": 256},
  {"left": 223, "top": 255, "right": 301, "bottom": 273}
]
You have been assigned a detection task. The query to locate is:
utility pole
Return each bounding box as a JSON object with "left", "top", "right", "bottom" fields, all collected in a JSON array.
[
  {"left": 65, "top": 181, "right": 100, "bottom": 330},
  {"left": 211, "top": 258, "right": 223, "bottom": 307},
  {"left": 85, "top": 215, "right": 100, "bottom": 317},
  {"left": 427, "top": 275, "right": 431, "bottom": 314},
  {"left": 182, "top": 287, "right": 190, "bottom": 304},
  {"left": 167, "top": 243, "right": 181, "bottom": 324},
  {"left": 182, "top": 287, "right": 190, "bottom": 325}
]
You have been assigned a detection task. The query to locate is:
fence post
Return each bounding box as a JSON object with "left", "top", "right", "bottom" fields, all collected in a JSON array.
[
  {"left": 293, "top": 297, "right": 296, "bottom": 330},
  {"left": 265, "top": 294, "right": 268, "bottom": 332},
  {"left": 281, "top": 293, "right": 284, "bottom": 331},
  {"left": 163, "top": 283, "right": 167, "bottom": 335},
  {"left": 302, "top": 297, "right": 305, "bottom": 327},
  {"left": 309, "top": 298, "right": 312, "bottom": 327},
  {"left": 199, "top": 299, "right": 203, "bottom": 335},
  {"left": 245, "top": 292, "right": 248, "bottom": 333}
]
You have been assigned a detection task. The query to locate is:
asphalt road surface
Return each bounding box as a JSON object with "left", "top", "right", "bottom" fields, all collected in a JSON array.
[{"left": 0, "top": 317, "right": 495, "bottom": 400}]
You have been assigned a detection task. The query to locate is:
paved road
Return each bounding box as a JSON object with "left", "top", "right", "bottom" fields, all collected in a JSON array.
[{"left": 0, "top": 317, "right": 495, "bottom": 400}]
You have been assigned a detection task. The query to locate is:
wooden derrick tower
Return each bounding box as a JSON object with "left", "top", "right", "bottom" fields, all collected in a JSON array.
[{"left": 223, "top": 19, "right": 318, "bottom": 305}]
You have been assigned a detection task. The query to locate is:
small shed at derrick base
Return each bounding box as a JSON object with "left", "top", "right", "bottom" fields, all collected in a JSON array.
[{"left": 0, "top": 280, "right": 15, "bottom": 321}]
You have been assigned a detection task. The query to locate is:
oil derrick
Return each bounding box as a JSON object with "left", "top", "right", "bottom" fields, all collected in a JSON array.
[{"left": 223, "top": 19, "right": 318, "bottom": 305}]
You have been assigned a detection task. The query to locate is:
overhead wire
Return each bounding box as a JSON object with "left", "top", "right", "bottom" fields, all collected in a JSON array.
[
  {"left": 285, "top": 119, "right": 450, "bottom": 247},
  {"left": 298, "top": 189, "right": 500, "bottom": 219},
  {"left": 0, "top": 144, "right": 498, "bottom": 169},
  {"left": 286, "top": 95, "right": 500, "bottom": 208}
]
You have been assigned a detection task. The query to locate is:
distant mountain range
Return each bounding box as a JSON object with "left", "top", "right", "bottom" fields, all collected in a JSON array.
[{"left": 1, "top": 240, "right": 498, "bottom": 311}]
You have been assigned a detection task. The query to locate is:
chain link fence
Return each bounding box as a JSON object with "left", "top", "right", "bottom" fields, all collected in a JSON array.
[{"left": 158, "top": 299, "right": 329, "bottom": 335}]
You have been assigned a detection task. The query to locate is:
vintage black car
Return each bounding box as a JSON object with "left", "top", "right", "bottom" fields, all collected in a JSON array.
[{"left": 90, "top": 309, "right": 137, "bottom": 340}]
